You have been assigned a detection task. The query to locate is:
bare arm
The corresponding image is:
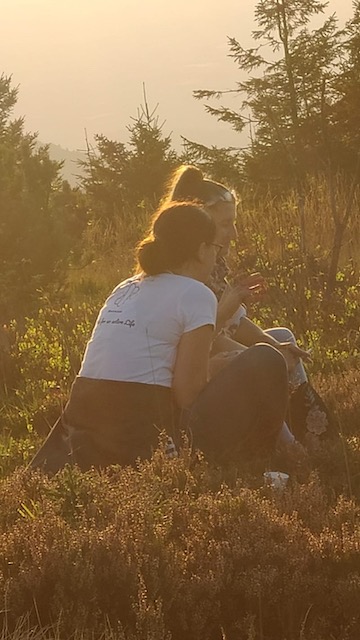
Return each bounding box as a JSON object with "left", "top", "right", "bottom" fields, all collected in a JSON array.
[
  {"left": 233, "top": 316, "right": 276, "bottom": 347},
  {"left": 216, "top": 273, "right": 266, "bottom": 335},
  {"left": 233, "top": 317, "right": 311, "bottom": 370},
  {"left": 172, "top": 324, "right": 214, "bottom": 408}
]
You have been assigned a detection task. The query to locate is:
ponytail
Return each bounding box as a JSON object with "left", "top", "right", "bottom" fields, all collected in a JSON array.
[{"left": 164, "top": 164, "right": 235, "bottom": 207}]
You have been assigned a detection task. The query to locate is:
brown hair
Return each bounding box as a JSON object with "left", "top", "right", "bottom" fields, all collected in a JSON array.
[
  {"left": 164, "top": 165, "right": 235, "bottom": 208},
  {"left": 137, "top": 202, "right": 216, "bottom": 276}
]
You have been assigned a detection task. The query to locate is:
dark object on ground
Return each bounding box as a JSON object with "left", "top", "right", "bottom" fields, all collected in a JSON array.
[{"left": 288, "top": 381, "right": 337, "bottom": 447}]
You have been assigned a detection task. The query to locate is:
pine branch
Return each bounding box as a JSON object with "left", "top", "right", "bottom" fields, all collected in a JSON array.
[
  {"left": 227, "top": 37, "right": 267, "bottom": 70},
  {"left": 193, "top": 89, "right": 226, "bottom": 100},
  {"left": 203, "top": 105, "right": 246, "bottom": 133}
]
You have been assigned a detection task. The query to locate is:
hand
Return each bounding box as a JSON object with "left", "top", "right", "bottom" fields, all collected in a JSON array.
[
  {"left": 232, "top": 272, "right": 267, "bottom": 300},
  {"left": 218, "top": 273, "right": 266, "bottom": 323},
  {"left": 277, "top": 342, "right": 312, "bottom": 373},
  {"left": 209, "top": 350, "right": 244, "bottom": 378}
]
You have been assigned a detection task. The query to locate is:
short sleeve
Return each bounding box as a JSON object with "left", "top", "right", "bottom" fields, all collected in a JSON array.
[
  {"left": 220, "top": 303, "right": 247, "bottom": 338},
  {"left": 179, "top": 282, "right": 217, "bottom": 334},
  {"left": 226, "top": 303, "right": 247, "bottom": 326}
]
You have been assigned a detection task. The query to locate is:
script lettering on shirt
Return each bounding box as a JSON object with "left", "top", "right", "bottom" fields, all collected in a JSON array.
[{"left": 99, "top": 317, "right": 135, "bottom": 328}]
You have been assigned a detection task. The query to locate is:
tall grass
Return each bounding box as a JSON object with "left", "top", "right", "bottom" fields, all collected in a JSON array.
[
  {"left": 66, "top": 204, "right": 151, "bottom": 306},
  {"left": 238, "top": 175, "right": 360, "bottom": 268}
]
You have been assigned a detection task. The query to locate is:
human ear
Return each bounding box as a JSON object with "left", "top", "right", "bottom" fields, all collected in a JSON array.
[{"left": 197, "top": 241, "right": 208, "bottom": 264}]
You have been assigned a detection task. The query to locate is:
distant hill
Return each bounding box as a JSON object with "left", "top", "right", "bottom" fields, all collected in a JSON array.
[{"left": 46, "top": 143, "right": 87, "bottom": 187}]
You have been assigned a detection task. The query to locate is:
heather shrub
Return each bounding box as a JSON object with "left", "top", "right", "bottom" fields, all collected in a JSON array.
[{"left": 1, "top": 450, "right": 360, "bottom": 640}]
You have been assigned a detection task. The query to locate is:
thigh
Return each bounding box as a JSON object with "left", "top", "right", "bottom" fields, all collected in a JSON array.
[
  {"left": 189, "top": 343, "right": 288, "bottom": 462},
  {"left": 68, "top": 418, "right": 160, "bottom": 470}
]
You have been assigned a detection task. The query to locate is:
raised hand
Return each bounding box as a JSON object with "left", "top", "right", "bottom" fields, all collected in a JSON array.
[
  {"left": 218, "top": 272, "right": 267, "bottom": 324},
  {"left": 233, "top": 272, "right": 267, "bottom": 300}
]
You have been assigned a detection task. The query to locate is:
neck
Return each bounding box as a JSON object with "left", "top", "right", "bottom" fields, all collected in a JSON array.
[{"left": 169, "top": 261, "right": 204, "bottom": 282}]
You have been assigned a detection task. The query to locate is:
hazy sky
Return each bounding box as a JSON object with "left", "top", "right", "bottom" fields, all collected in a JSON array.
[{"left": 1, "top": 0, "right": 354, "bottom": 152}]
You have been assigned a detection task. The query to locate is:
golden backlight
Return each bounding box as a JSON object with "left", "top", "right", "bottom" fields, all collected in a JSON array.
[{"left": 1, "top": 0, "right": 353, "bottom": 149}]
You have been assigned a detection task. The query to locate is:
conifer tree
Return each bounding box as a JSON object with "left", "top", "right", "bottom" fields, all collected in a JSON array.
[
  {"left": 80, "top": 90, "right": 178, "bottom": 224},
  {"left": 192, "top": 0, "right": 360, "bottom": 263},
  {"left": 0, "top": 74, "right": 84, "bottom": 318}
]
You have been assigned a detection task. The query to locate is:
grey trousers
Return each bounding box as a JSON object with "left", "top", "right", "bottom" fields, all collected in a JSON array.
[{"left": 264, "top": 326, "right": 308, "bottom": 388}]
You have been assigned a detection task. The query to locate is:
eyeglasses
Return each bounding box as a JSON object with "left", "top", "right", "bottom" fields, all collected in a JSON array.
[{"left": 209, "top": 242, "right": 223, "bottom": 256}]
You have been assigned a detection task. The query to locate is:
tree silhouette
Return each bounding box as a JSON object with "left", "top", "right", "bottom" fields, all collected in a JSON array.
[
  {"left": 191, "top": 1, "right": 360, "bottom": 281},
  {"left": 80, "top": 88, "right": 178, "bottom": 224},
  {"left": 0, "top": 74, "right": 84, "bottom": 319}
]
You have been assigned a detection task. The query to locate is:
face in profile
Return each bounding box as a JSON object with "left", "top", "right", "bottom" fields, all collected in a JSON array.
[{"left": 206, "top": 201, "right": 237, "bottom": 256}]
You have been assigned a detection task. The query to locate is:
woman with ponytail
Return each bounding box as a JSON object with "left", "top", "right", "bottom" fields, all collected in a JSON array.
[{"left": 163, "top": 166, "right": 333, "bottom": 451}]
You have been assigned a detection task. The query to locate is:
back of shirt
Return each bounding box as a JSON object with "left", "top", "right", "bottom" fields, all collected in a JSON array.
[{"left": 79, "top": 273, "right": 217, "bottom": 387}]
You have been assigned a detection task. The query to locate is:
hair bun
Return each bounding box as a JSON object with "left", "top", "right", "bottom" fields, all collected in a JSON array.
[
  {"left": 166, "top": 163, "right": 233, "bottom": 208},
  {"left": 136, "top": 202, "right": 215, "bottom": 276},
  {"left": 137, "top": 238, "right": 167, "bottom": 275}
]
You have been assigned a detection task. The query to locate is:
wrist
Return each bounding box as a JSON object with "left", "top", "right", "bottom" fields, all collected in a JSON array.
[{"left": 215, "top": 309, "right": 229, "bottom": 334}]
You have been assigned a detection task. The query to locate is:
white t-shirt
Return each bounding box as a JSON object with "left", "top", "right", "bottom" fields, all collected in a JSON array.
[
  {"left": 79, "top": 273, "right": 217, "bottom": 387},
  {"left": 221, "top": 304, "right": 247, "bottom": 338}
]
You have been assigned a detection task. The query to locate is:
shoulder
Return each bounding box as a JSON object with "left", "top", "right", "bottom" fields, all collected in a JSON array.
[
  {"left": 178, "top": 279, "right": 217, "bottom": 330},
  {"left": 139, "top": 273, "right": 216, "bottom": 303},
  {"left": 176, "top": 277, "right": 217, "bottom": 304},
  {"left": 111, "top": 274, "right": 142, "bottom": 293}
]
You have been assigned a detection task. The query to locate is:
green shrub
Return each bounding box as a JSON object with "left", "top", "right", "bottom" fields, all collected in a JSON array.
[{"left": 1, "top": 304, "right": 95, "bottom": 440}]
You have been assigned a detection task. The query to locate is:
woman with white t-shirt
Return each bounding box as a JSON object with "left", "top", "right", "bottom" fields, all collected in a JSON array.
[
  {"left": 31, "top": 201, "right": 289, "bottom": 472},
  {"left": 60, "top": 202, "right": 220, "bottom": 469}
]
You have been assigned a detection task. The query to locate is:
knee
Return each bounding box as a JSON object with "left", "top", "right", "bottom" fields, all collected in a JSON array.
[
  {"left": 247, "top": 343, "right": 288, "bottom": 378},
  {"left": 268, "top": 326, "right": 296, "bottom": 345}
]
